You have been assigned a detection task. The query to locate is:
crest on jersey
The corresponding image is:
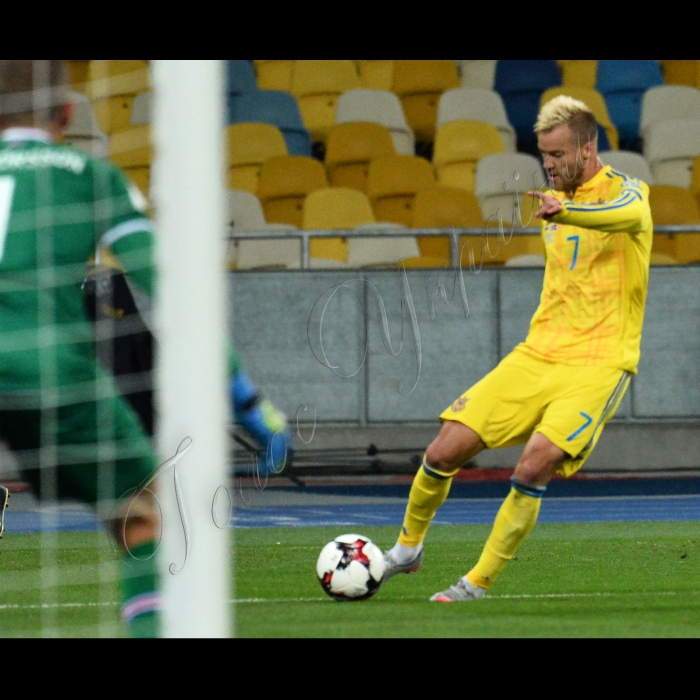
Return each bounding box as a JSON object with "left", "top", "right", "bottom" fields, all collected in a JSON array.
[{"left": 451, "top": 396, "right": 469, "bottom": 412}]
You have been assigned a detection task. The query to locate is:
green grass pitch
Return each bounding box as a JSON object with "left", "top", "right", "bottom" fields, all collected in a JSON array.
[{"left": 1, "top": 521, "right": 699, "bottom": 637}]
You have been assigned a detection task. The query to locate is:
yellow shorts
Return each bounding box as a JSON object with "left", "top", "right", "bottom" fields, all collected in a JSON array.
[{"left": 440, "top": 348, "right": 631, "bottom": 478}]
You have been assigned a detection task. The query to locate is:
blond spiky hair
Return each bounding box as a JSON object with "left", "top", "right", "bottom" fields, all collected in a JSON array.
[{"left": 535, "top": 95, "right": 598, "bottom": 143}]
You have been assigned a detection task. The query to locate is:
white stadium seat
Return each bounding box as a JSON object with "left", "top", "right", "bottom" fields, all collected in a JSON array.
[
  {"left": 599, "top": 150, "right": 655, "bottom": 185},
  {"left": 335, "top": 89, "right": 416, "bottom": 155},
  {"left": 438, "top": 87, "right": 517, "bottom": 152},
  {"left": 643, "top": 118, "right": 700, "bottom": 188}
]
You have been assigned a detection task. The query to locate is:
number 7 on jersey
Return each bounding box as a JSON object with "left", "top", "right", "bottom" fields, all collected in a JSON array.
[{"left": 0, "top": 176, "right": 16, "bottom": 263}]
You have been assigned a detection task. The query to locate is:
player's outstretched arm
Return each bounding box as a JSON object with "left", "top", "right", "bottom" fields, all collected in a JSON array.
[{"left": 528, "top": 186, "right": 651, "bottom": 235}]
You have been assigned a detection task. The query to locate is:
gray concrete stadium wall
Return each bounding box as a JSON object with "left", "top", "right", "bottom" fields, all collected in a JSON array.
[{"left": 229, "top": 267, "right": 700, "bottom": 471}]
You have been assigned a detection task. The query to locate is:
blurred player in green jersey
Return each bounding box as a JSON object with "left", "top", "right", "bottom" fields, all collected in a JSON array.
[{"left": 0, "top": 60, "right": 161, "bottom": 637}]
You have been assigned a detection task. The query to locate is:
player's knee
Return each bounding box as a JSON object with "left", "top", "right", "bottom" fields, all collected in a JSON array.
[
  {"left": 425, "top": 421, "right": 484, "bottom": 473},
  {"left": 514, "top": 439, "right": 566, "bottom": 486}
]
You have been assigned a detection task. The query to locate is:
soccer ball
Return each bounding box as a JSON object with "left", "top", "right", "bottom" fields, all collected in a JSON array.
[{"left": 316, "top": 534, "right": 386, "bottom": 602}]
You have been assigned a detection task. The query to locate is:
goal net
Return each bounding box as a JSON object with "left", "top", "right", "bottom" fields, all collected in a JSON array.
[{"left": 0, "top": 59, "right": 231, "bottom": 638}]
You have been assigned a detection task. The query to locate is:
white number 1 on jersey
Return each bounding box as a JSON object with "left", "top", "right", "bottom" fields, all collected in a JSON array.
[{"left": 0, "top": 176, "right": 16, "bottom": 264}]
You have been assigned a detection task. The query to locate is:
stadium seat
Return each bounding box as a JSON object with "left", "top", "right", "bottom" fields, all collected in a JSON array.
[
  {"left": 475, "top": 153, "right": 547, "bottom": 220},
  {"left": 649, "top": 252, "right": 678, "bottom": 266},
  {"left": 291, "top": 60, "right": 362, "bottom": 149},
  {"left": 67, "top": 60, "right": 91, "bottom": 91},
  {"left": 437, "top": 88, "right": 517, "bottom": 153},
  {"left": 366, "top": 155, "right": 436, "bottom": 227},
  {"left": 505, "top": 254, "right": 546, "bottom": 268},
  {"left": 648, "top": 185, "right": 700, "bottom": 262},
  {"left": 348, "top": 227, "right": 421, "bottom": 268},
  {"left": 392, "top": 60, "right": 461, "bottom": 151},
  {"left": 690, "top": 155, "right": 700, "bottom": 207},
  {"left": 227, "top": 189, "right": 296, "bottom": 233},
  {"left": 109, "top": 125, "right": 152, "bottom": 194},
  {"left": 433, "top": 120, "right": 505, "bottom": 192},
  {"left": 64, "top": 91, "right": 109, "bottom": 158},
  {"left": 227, "top": 89, "right": 312, "bottom": 157},
  {"left": 473, "top": 153, "right": 545, "bottom": 263},
  {"left": 130, "top": 92, "right": 151, "bottom": 125},
  {"left": 225, "top": 123, "right": 288, "bottom": 193},
  {"left": 324, "top": 122, "right": 396, "bottom": 191},
  {"left": 539, "top": 87, "right": 619, "bottom": 151},
  {"left": 557, "top": 60, "right": 598, "bottom": 89},
  {"left": 411, "top": 186, "right": 485, "bottom": 265},
  {"left": 640, "top": 85, "right": 700, "bottom": 142},
  {"left": 660, "top": 60, "right": 700, "bottom": 88},
  {"left": 599, "top": 151, "right": 655, "bottom": 184},
  {"left": 456, "top": 60, "right": 497, "bottom": 90},
  {"left": 226, "top": 60, "right": 258, "bottom": 96},
  {"left": 595, "top": 60, "right": 664, "bottom": 152},
  {"left": 356, "top": 60, "right": 395, "bottom": 91},
  {"left": 227, "top": 190, "right": 300, "bottom": 270},
  {"left": 86, "top": 60, "right": 151, "bottom": 135},
  {"left": 335, "top": 89, "right": 415, "bottom": 156},
  {"left": 254, "top": 60, "right": 295, "bottom": 92},
  {"left": 257, "top": 155, "right": 329, "bottom": 228},
  {"left": 303, "top": 188, "right": 376, "bottom": 264},
  {"left": 494, "top": 60, "right": 562, "bottom": 156},
  {"left": 86, "top": 60, "right": 150, "bottom": 99},
  {"left": 643, "top": 119, "right": 700, "bottom": 188}
]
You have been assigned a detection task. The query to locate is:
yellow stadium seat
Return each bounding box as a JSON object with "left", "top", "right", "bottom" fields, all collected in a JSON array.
[
  {"left": 225, "top": 123, "right": 288, "bottom": 193},
  {"left": 254, "top": 60, "right": 295, "bottom": 92},
  {"left": 109, "top": 125, "right": 151, "bottom": 167},
  {"left": 649, "top": 252, "right": 678, "bottom": 265},
  {"left": 109, "top": 125, "right": 151, "bottom": 195},
  {"left": 356, "top": 60, "right": 395, "bottom": 91},
  {"left": 660, "top": 60, "right": 700, "bottom": 88},
  {"left": 411, "top": 186, "right": 486, "bottom": 265},
  {"left": 557, "top": 60, "right": 599, "bottom": 89},
  {"left": 649, "top": 185, "right": 700, "bottom": 262},
  {"left": 690, "top": 155, "right": 700, "bottom": 208},
  {"left": 392, "top": 60, "right": 461, "bottom": 147},
  {"left": 257, "top": 155, "right": 329, "bottom": 228},
  {"left": 87, "top": 61, "right": 151, "bottom": 135},
  {"left": 325, "top": 122, "right": 395, "bottom": 192},
  {"left": 367, "top": 155, "right": 436, "bottom": 227},
  {"left": 291, "top": 60, "right": 361, "bottom": 147},
  {"left": 303, "top": 188, "right": 376, "bottom": 264},
  {"left": 93, "top": 96, "right": 139, "bottom": 135},
  {"left": 540, "top": 87, "right": 619, "bottom": 150},
  {"left": 66, "top": 60, "right": 91, "bottom": 91},
  {"left": 433, "top": 120, "right": 505, "bottom": 192}
]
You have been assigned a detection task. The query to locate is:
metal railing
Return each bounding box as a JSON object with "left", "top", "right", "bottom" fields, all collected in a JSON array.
[{"left": 228, "top": 225, "right": 700, "bottom": 270}]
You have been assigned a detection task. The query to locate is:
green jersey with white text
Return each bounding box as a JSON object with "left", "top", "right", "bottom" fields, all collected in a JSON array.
[{"left": 0, "top": 130, "right": 155, "bottom": 401}]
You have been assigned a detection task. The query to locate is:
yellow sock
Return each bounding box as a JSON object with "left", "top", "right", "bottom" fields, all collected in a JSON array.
[
  {"left": 398, "top": 457, "right": 459, "bottom": 548},
  {"left": 467, "top": 481, "right": 544, "bottom": 590}
]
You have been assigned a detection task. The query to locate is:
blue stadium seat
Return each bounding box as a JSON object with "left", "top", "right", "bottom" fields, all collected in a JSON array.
[
  {"left": 596, "top": 60, "right": 664, "bottom": 152},
  {"left": 227, "top": 90, "right": 313, "bottom": 157},
  {"left": 227, "top": 60, "right": 258, "bottom": 96},
  {"left": 494, "top": 60, "right": 562, "bottom": 156}
]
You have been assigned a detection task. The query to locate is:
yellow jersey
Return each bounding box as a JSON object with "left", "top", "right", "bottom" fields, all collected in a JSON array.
[{"left": 520, "top": 165, "right": 653, "bottom": 373}]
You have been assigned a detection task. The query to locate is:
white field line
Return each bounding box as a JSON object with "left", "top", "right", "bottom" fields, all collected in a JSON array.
[
  {"left": 233, "top": 590, "right": 700, "bottom": 604},
  {"left": 2, "top": 589, "right": 699, "bottom": 612}
]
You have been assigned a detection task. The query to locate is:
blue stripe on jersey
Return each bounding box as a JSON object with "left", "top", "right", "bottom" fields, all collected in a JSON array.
[
  {"left": 610, "top": 168, "right": 642, "bottom": 186},
  {"left": 566, "top": 193, "right": 636, "bottom": 213}
]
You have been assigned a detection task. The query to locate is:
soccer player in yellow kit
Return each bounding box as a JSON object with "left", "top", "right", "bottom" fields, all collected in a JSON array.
[{"left": 382, "top": 95, "right": 654, "bottom": 602}]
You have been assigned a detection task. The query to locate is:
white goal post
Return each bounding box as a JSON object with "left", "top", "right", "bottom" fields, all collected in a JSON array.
[{"left": 151, "top": 60, "right": 232, "bottom": 638}]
